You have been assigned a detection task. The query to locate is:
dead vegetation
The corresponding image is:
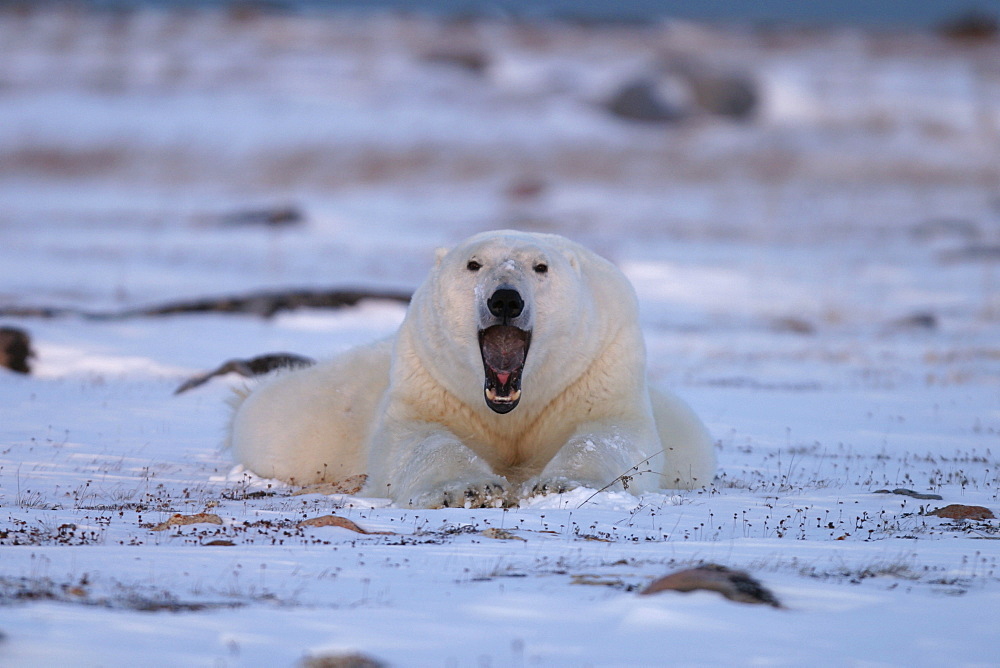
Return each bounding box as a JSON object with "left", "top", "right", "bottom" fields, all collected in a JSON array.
[{"left": 0, "top": 287, "right": 411, "bottom": 320}]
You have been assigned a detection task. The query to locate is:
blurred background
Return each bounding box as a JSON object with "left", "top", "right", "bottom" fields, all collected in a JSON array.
[{"left": 2, "top": 0, "right": 999, "bottom": 386}]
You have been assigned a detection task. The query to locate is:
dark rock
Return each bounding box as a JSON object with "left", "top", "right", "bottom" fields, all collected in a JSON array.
[
  {"left": 770, "top": 317, "right": 815, "bottom": 335},
  {"left": 505, "top": 176, "right": 547, "bottom": 201},
  {"left": 301, "top": 653, "right": 387, "bottom": 668},
  {"left": 887, "top": 312, "right": 938, "bottom": 331},
  {"left": 219, "top": 205, "right": 304, "bottom": 227},
  {"left": 684, "top": 68, "right": 758, "bottom": 120},
  {"left": 0, "top": 327, "right": 33, "bottom": 374},
  {"left": 911, "top": 218, "right": 981, "bottom": 242},
  {"left": 939, "top": 12, "right": 999, "bottom": 42},
  {"left": 939, "top": 245, "right": 1000, "bottom": 263},
  {"left": 605, "top": 79, "right": 686, "bottom": 123},
  {"left": 423, "top": 49, "right": 490, "bottom": 75},
  {"left": 606, "top": 61, "right": 758, "bottom": 124},
  {"left": 175, "top": 352, "right": 315, "bottom": 394},
  {"left": 226, "top": 2, "right": 286, "bottom": 23},
  {"left": 640, "top": 563, "right": 781, "bottom": 607}
]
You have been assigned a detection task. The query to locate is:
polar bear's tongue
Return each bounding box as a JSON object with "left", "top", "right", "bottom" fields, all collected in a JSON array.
[{"left": 479, "top": 325, "right": 530, "bottom": 414}]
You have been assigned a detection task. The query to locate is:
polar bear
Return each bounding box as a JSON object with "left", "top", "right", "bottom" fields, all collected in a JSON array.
[{"left": 228, "top": 230, "right": 715, "bottom": 507}]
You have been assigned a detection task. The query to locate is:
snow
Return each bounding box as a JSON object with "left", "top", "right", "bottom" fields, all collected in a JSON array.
[{"left": 2, "top": 6, "right": 999, "bottom": 667}]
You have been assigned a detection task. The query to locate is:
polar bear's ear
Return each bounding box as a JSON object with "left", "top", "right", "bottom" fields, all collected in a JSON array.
[{"left": 434, "top": 246, "right": 450, "bottom": 267}]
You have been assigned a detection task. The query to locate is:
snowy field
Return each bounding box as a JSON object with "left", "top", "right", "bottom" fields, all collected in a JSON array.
[{"left": 1, "top": 6, "right": 999, "bottom": 666}]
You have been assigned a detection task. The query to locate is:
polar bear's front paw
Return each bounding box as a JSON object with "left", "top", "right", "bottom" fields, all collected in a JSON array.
[
  {"left": 438, "top": 480, "right": 510, "bottom": 509},
  {"left": 527, "top": 477, "right": 579, "bottom": 497}
]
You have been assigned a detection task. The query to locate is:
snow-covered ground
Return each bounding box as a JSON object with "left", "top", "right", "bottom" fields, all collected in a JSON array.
[{"left": 1, "top": 7, "right": 999, "bottom": 666}]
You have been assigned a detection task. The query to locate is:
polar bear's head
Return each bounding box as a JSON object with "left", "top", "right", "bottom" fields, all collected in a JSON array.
[{"left": 417, "top": 230, "right": 610, "bottom": 416}]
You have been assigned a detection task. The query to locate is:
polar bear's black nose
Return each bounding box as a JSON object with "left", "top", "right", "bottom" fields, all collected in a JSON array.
[{"left": 488, "top": 288, "right": 524, "bottom": 322}]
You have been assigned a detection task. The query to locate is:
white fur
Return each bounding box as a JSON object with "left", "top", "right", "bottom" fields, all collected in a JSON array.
[{"left": 229, "top": 230, "right": 715, "bottom": 507}]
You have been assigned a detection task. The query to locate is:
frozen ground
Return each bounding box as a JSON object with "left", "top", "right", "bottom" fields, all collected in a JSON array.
[{"left": 1, "top": 7, "right": 999, "bottom": 667}]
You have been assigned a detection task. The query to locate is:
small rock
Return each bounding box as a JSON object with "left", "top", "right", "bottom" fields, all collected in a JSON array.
[
  {"left": 887, "top": 313, "right": 937, "bottom": 331},
  {"left": 640, "top": 564, "right": 781, "bottom": 607},
  {"left": 0, "top": 326, "right": 33, "bottom": 374},
  {"left": 682, "top": 68, "right": 757, "bottom": 120},
  {"left": 219, "top": 205, "right": 304, "bottom": 227},
  {"left": 301, "top": 653, "right": 387, "bottom": 668},
  {"left": 927, "top": 504, "right": 995, "bottom": 520},
  {"left": 505, "top": 176, "right": 547, "bottom": 201},
  {"left": 939, "top": 245, "right": 1000, "bottom": 263},
  {"left": 770, "top": 317, "right": 815, "bottom": 335},
  {"left": 423, "top": 49, "right": 490, "bottom": 75},
  {"left": 911, "top": 218, "right": 981, "bottom": 242},
  {"left": 605, "top": 79, "right": 686, "bottom": 123}
]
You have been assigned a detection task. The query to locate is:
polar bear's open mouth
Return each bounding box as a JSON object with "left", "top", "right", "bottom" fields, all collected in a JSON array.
[{"left": 479, "top": 325, "right": 531, "bottom": 414}]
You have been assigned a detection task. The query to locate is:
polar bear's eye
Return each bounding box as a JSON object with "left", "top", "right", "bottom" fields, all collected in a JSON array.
[
  {"left": 533, "top": 263, "right": 548, "bottom": 274},
  {"left": 467, "top": 260, "right": 482, "bottom": 271}
]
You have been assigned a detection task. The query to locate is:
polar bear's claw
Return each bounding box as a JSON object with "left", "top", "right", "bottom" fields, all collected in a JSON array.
[
  {"left": 529, "top": 478, "right": 576, "bottom": 497},
  {"left": 438, "top": 481, "right": 510, "bottom": 509}
]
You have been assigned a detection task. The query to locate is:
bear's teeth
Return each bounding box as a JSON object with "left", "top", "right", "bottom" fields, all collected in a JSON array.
[{"left": 485, "top": 388, "right": 521, "bottom": 403}]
